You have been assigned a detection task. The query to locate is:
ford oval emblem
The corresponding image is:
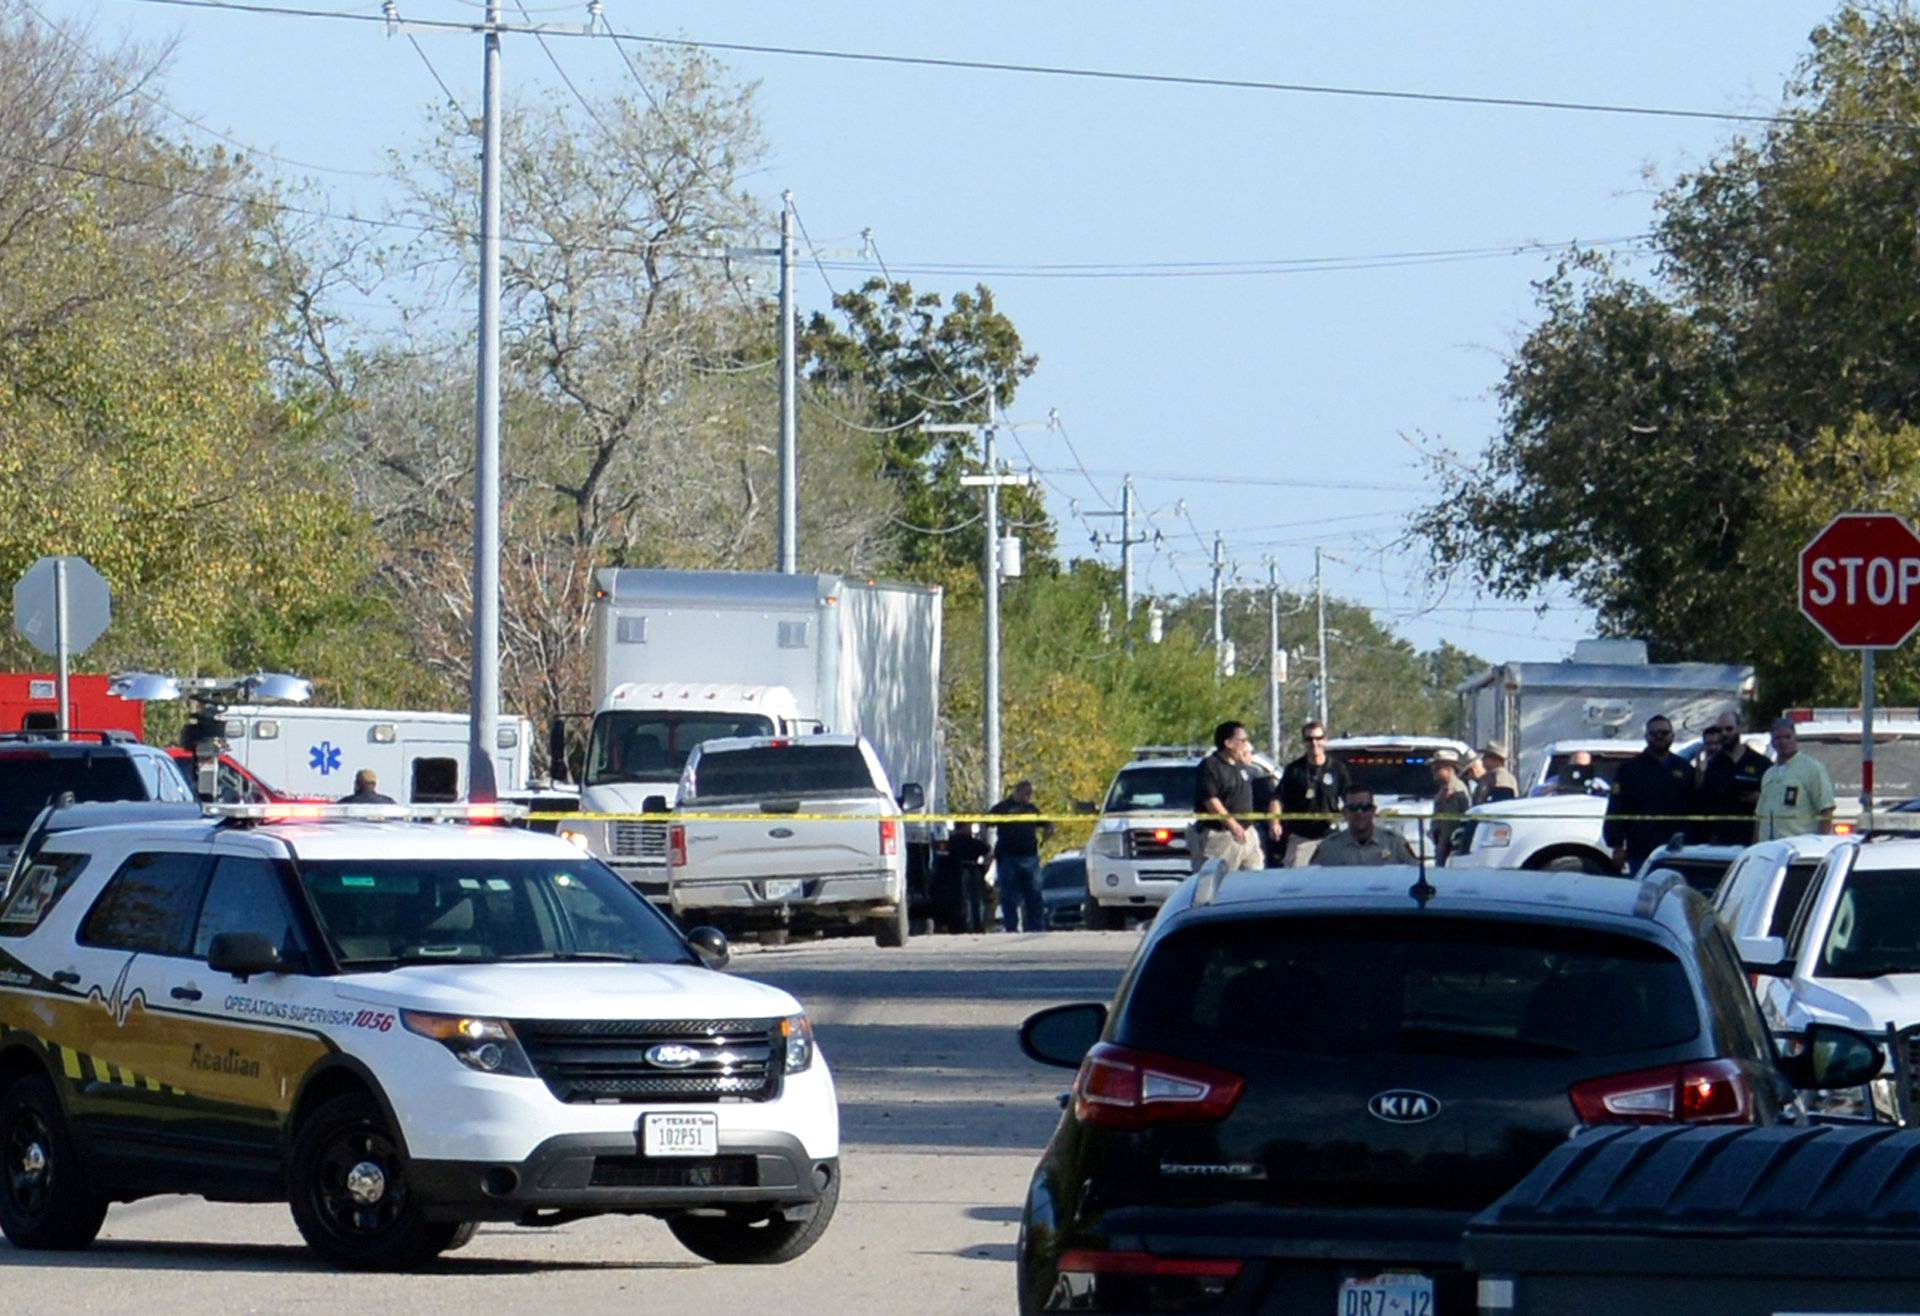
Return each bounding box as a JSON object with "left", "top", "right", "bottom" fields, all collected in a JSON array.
[
  {"left": 646, "top": 1043, "right": 703, "bottom": 1070},
  {"left": 1368, "top": 1089, "right": 1441, "bottom": 1124},
  {"left": 768, "top": 826, "right": 796, "bottom": 839}
]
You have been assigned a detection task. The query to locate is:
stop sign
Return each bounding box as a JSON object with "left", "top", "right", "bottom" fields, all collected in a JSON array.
[{"left": 1799, "top": 513, "right": 1920, "bottom": 648}]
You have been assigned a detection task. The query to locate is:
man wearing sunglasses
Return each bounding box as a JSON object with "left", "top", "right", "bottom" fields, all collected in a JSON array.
[
  {"left": 1604, "top": 713, "right": 1696, "bottom": 874},
  {"left": 1278, "top": 720, "right": 1349, "bottom": 867},
  {"left": 1312, "top": 789, "right": 1417, "bottom": 867}
]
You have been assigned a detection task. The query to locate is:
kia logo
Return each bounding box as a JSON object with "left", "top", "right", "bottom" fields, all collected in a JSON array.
[
  {"left": 1368, "top": 1089, "right": 1440, "bottom": 1124},
  {"left": 645, "top": 1044, "right": 703, "bottom": 1070}
]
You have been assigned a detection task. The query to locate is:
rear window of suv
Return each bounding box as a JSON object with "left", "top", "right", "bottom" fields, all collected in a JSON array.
[
  {"left": 691, "top": 745, "right": 877, "bottom": 801},
  {"left": 1121, "top": 916, "right": 1700, "bottom": 1060},
  {"left": 0, "top": 755, "right": 146, "bottom": 840}
]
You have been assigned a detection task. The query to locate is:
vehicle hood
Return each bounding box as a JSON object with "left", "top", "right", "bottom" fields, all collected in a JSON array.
[
  {"left": 1470, "top": 794, "right": 1608, "bottom": 821},
  {"left": 1785, "top": 974, "right": 1920, "bottom": 1032},
  {"left": 580, "top": 780, "right": 678, "bottom": 813},
  {"left": 330, "top": 961, "right": 801, "bottom": 1020}
]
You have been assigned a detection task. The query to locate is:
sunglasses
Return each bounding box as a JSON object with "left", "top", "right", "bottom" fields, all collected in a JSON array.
[
  {"left": 1345, "top": 803, "right": 1375, "bottom": 813},
  {"left": 1305, "top": 735, "right": 1325, "bottom": 742}
]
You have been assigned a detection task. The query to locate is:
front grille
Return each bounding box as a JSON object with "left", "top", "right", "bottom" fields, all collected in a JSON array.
[
  {"left": 590, "top": 1155, "right": 758, "bottom": 1189},
  {"left": 612, "top": 821, "right": 667, "bottom": 861},
  {"left": 1130, "top": 827, "right": 1188, "bottom": 859},
  {"left": 515, "top": 1017, "right": 782, "bottom": 1104},
  {"left": 1888, "top": 1024, "right": 1920, "bottom": 1125}
]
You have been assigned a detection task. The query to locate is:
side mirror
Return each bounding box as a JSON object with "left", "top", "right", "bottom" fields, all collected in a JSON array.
[
  {"left": 207, "top": 931, "right": 283, "bottom": 982},
  {"left": 642, "top": 795, "right": 669, "bottom": 815},
  {"left": 685, "top": 925, "right": 730, "bottom": 971},
  {"left": 1018, "top": 1002, "right": 1108, "bottom": 1069},
  {"left": 1737, "top": 935, "right": 1795, "bottom": 979},
  {"left": 1779, "top": 1021, "right": 1885, "bottom": 1090},
  {"left": 898, "top": 782, "right": 926, "bottom": 813}
]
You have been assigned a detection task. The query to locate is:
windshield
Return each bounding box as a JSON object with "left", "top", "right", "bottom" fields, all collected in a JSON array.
[
  {"left": 1103, "top": 765, "right": 1193, "bottom": 813},
  {"left": 300, "top": 858, "right": 692, "bottom": 968},
  {"left": 691, "top": 744, "right": 878, "bottom": 801},
  {"left": 1818, "top": 868, "right": 1920, "bottom": 978},
  {"left": 584, "top": 711, "right": 777, "bottom": 786},
  {"left": 0, "top": 757, "right": 146, "bottom": 840},
  {"left": 1334, "top": 750, "right": 1441, "bottom": 800},
  {"left": 1798, "top": 735, "right": 1920, "bottom": 801},
  {"left": 1121, "top": 917, "right": 1699, "bottom": 1059},
  {"left": 1533, "top": 750, "right": 1635, "bottom": 795}
]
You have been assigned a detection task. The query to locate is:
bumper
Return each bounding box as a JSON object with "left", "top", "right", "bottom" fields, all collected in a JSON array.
[
  {"left": 1088, "top": 860, "right": 1190, "bottom": 909},
  {"left": 605, "top": 858, "right": 670, "bottom": 901},
  {"left": 409, "top": 1130, "right": 836, "bottom": 1222},
  {"left": 671, "top": 871, "right": 901, "bottom": 924}
]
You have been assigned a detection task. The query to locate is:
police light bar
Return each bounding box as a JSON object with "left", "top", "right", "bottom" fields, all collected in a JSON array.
[{"left": 205, "top": 803, "right": 528, "bottom": 824}]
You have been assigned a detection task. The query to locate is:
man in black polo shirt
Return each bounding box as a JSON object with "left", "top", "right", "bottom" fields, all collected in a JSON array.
[
  {"left": 1692, "top": 712, "right": 1771, "bottom": 844},
  {"left": 1278, "top": 720, "right": 1349, "bottom": 867},
  {"left": 1192, "top": 721, "right": 1264, "bottom": 873},
  {"left": 1604, "top": 713, "right": 1696, "bottom": 874}
]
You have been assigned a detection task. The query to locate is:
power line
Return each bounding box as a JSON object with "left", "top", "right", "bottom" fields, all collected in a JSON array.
[
  {"left": 112, "top": 0, "right": 1908, "bottom": 134},
  {"left": 1035, "top": 465, "right": 1428, "bottom": 494},
  {"left": 406, "top": 31, "right": 467, "bottom": 116}
]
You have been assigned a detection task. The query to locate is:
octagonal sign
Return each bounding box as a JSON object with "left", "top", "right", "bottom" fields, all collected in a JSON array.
[{"left": 1799, "top": 513, "right": 1920, "bottom": 649}]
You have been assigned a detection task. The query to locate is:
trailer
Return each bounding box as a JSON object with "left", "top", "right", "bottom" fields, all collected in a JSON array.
[
  {"left": 1456, "top": 639, "right": 1753, "bottom": 786},
  {"left": 573, "top": 569, "right": 944, "bottom": 903},
  {"left": 206, "top": 706, "right": 531, "bottom": 803}
]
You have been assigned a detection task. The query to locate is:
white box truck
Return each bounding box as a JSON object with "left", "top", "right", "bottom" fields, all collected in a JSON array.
[
  {"left": 571, "top": 569, "right": 944, "bottom": 905},
  {"left": 1456, "top": 639, "right": 1755, "bottom": 785},
  {"left": 209, "top": 706, "right": 532, "bottom": 802}
]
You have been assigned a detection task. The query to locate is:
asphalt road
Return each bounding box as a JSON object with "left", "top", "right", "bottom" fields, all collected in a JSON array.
[{"left": 0, "top": 931, "right": 1137, "bottom": 1315}]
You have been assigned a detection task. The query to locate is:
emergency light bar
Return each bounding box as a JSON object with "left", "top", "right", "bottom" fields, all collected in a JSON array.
[
  {"left": 1785, "top": 707, "right": 1920, "bottom": 722},
  {"left": 206, "top": 803, "right": 527, "bottom": 825}
]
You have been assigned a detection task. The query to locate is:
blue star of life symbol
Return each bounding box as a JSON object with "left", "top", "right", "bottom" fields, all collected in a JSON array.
[{"left": 310, "top": 741, "right": 342, "bottom": 776}]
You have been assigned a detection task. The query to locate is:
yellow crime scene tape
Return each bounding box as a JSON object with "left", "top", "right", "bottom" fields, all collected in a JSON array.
[{"left": 523, "top": 810, "right": 1802, "bottom": 825}]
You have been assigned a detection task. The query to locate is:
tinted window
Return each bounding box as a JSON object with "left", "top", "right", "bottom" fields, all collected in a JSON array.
[
  {"left": 0, "top": 852, "right": 90, "bottom": 934},
  {"left": 1818, "top": 869, "right": 1920, "bottom": 978},
  {"left": 1660, "top": 856, "right": 1735, "bottom": 897},
  {"left": 1335, "top": 751, "right": 1440, "bottom": 799},
  {"left": 585, "top": 712, "right": 779, "bottom": 786},
  {"left": 146, "top": 752, "right": 196, "bottom": 804},
  {"left": 1699, "top": 927, "right": 1771, "bottom": 1063},
  {"left": 300, "top": 858, "right": 692, "bottom": 967},
  {"left": 1042, "top": 859, "right": 1086, "bottom": 891},
  {"left": 0, "top": 756, "right": 146, "bottom": 840},
  {"left": 411, "top": 758, "right": 459, "bottom": 803},
  {"left": 1767, "top": 861, "right": 1821, "bottom": 939},
  {"left": 81, "top": 851, "right": 207, "bottom": 954},
  {"left": 193, "top": 856, "right": 308, "bottom": 966},
  {"left": 691, "top": 745, "right": 876, "bottom": 801},
  {"left": 1120, "top": 916, "right": 1700, "bottom": 1060},
  {"left": 1103, "top": 766, "right": 1194, "bottom": 812}
]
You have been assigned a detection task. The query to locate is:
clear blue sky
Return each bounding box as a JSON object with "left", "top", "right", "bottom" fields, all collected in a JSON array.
[{"left": 46, "top": 0, "right": 1828, "bottom": 661}]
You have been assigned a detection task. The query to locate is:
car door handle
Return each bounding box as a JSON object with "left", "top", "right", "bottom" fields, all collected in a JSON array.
[
  {"left": 51, "top": 970, "right": 80, "bottom": 986},
  {"left": 170, "top": 985, "right": 202, "bottom": 1002}
]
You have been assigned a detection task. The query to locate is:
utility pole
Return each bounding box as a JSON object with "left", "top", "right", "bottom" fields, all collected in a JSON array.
[
  {"left": 1314, "top": 546, "right": 1330, "bottom": 727},
  {"left": 777, "top": 192, "right": 797, "bottom": 574},
  {"left": 1267, "top": 559, "right": 1282, "bottom": 763},
  {"left": 467, "top": 0, "right": 504, "bottom": 803},
  {"left": 1211, "top": 532, "right": 1227, "bottom": 682},
  {"left": 1087, "top": 474, "right": 1151, "bottom": 648}
]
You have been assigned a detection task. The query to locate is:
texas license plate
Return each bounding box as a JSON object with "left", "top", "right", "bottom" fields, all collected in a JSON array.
[
  {"left": 1337, "top": 1273, "right": 1434, "bottom": 1316},
  {"left": 763, "top": 879, "right": 802, "bottom": 901},
  {"left": 643, "top": 1112, "right": 718, "bottom": 1157}
]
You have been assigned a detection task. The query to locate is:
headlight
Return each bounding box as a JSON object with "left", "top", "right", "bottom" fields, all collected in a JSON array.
[
  {"left": 401, "top": 1010, "right": 536, "bottom": 1077},
  {"left": 781, "top": 1014, "right": 815, "bottom": 1073},
  {"left": 1089, "top": 830, "right": 1128, "bottom": 859},
  {"left": 1480, "top": 823, "right": 1512, "bottom": 849},
  {"left": 557, "top": 827, "right": 592, "bottom": 850}
]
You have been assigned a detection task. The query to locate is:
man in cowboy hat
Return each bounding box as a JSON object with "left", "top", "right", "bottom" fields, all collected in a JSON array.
[
  {"left": 1473, "top": 740, "right": 1519, "bottom": 806},
  {"left": 1430, "top": 750, "right": 1472, "bottom": 864}
]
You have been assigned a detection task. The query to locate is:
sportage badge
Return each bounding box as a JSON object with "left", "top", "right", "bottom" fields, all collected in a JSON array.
[
  {"left": 646, "top": 1044, "right": 703, "bottom": 1069},
  {"left": 1368, "top": 1089, "right": 1440, "bottom": 1124}
]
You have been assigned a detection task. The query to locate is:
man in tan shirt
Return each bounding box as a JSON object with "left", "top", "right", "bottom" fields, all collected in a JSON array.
[{"left": 1313, "top": 790, "right": 1418, "bottom": 866}]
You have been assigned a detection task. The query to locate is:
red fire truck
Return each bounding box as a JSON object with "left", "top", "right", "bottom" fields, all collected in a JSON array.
[{"left": 0, "top": 674, "right": 143, "bottom": 738}]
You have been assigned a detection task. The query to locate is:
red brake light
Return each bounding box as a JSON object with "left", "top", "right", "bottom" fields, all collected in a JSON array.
[
  {"left": 879, "top": 819, "right": 898, "bottom": 856},
  {"left": 1568, "top": 1059, "right": 1750, "bottom": 1125},
  {"left": 1832, "top": 821, "right": 1855, "bottom": 836},
  {"left": 1786, "top": 708, "right": 1813, "bottom": 723},
  {"left": 467, "top": 805, "right": 499, "bottom": 823},
  {"left": 668, "top": 825, "right": 687, "bottom": 868},
  {"left": 1055, "top": 1250, "right": 1242, "bottom": 1280},
  {"left": 1071, "top": 1042, "right": 1243, "bottom": 1130}
]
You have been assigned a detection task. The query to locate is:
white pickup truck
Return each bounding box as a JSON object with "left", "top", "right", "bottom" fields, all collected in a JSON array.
[{"left": 667, "top": 734, "right": 915, "bottom": 948}]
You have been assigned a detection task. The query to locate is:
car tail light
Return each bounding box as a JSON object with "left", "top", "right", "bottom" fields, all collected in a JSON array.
[
  {"left": 879, "top": 819, "right": 898, "bottom": 856},
  {"left": 1054, "top": 1249, "right": 1242, "bottom": 1310},
  {"left": 1056, "top": 1250, "right": 1242, "bottom": 1280},
  {"left": 1071, "top": 1042, "right": 1243, "bottom": 1130},
  {"left": 1568, "top": 1059, "right": 1751, "bottom": 1125},
  {"left": 668, "top": 825, "right": 687, "bottom": 868}
]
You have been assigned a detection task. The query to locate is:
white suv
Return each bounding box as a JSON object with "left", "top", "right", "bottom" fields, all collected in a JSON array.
[{"left": 0, "top": 805, "right": 839, "bottom": 1268}]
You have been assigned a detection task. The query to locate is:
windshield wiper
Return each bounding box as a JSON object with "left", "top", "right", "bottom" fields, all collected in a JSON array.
[{"left": 497, "top": 951, "right": 648, "bottom": 963}]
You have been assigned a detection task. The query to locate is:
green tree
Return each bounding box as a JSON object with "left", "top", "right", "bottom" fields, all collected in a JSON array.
[{"left": 1413, "top": 4, "right": 1920, "bottom": 707}]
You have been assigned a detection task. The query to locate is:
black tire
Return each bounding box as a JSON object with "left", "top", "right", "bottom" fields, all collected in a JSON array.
[
  {"left": 668, "top": 1162, "right": 840, "bottom": 1264},
  {"left": 1539, "top": 853, "right": 1605, "bottom": 875},
  {"left": 0, "top": 1073, "right": 106, "bottom": 1251},
  {"left": 287, "top": 1091, "right": 464, "bottom": 1270},
  {"left": 874, "top": 899, "right": 909, "bottom": 948},
  {"left": 1082, "top": 899, "right": 1113, "bottom": 932}
]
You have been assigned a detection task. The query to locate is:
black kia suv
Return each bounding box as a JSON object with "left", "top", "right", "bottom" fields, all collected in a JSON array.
[{"left": 1015, "top": 864, "right": 1883, "bottom": 1314}]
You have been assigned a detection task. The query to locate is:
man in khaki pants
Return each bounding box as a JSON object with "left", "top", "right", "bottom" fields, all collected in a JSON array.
[{"left": 1190, "top": 721, "right": 1265, "bottom": 873}]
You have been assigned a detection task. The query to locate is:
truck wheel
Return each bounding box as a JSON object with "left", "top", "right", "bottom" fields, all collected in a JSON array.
[
  {"left": 1537, "top": 853, "right": 1609, "bottom": 875},
  {"left": 874, "top": 900, "right": 910, "bottom": 948},
  {"left": 668, "top": 1163, "right": 840, "bottom": 1264},
  {"left": 1082, "top": 899, "right": 1112, "bottom": 932},
  {"left": 288, "top": 1091, "right": 464, "bottom": 1270},
  {"left": 0, "top": 1073, "right": 106, "bottom": 1251}
]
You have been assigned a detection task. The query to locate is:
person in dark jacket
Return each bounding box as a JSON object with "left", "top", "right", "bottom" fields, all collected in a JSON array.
[
  {"left": 340, "top": 769, "right": 396, "bottom": 805},
  {"left": 988, "top": 780, "right": 1052, "bottom": 932},
  {"left": 1692, "top": 714, "right": 1771, "bottom": 845},
  {"left": 1604, "top": 715, "right": 1696, "bottom": 874},
  {"left": 1278, "top": 721, "right": 1349, "bottom": 867}
]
